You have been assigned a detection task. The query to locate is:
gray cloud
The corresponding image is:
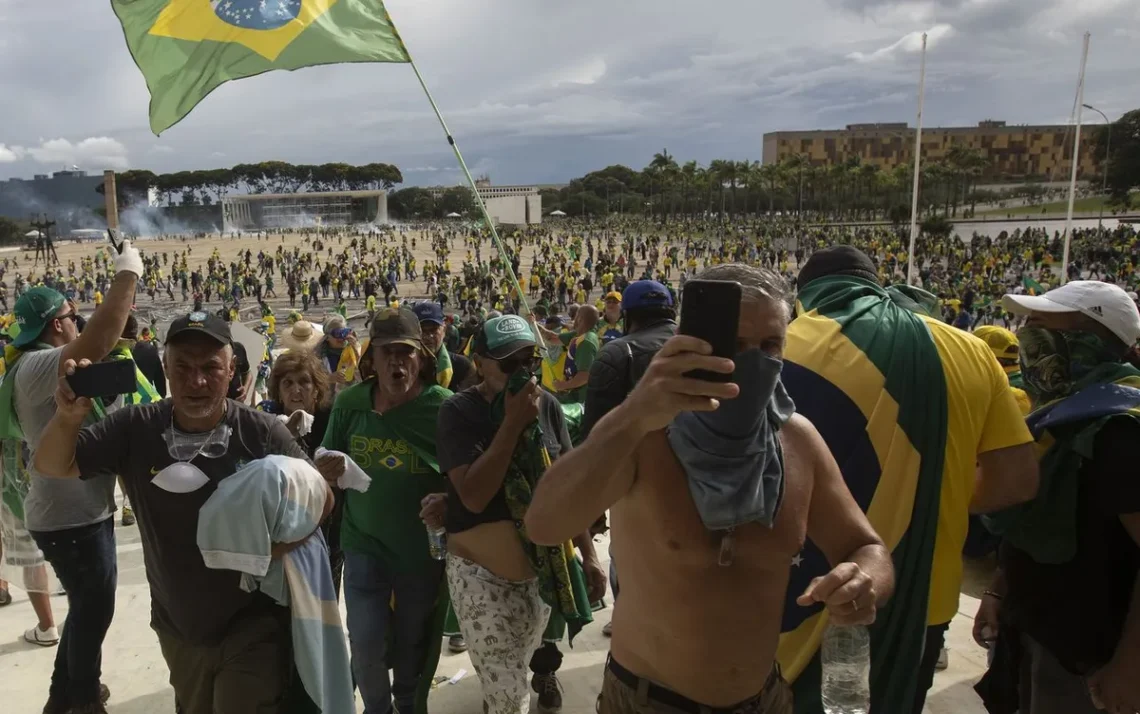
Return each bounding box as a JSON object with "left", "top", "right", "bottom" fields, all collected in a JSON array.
[{"left": 0, "top": 0, "right": 1137, "bottom": 185}]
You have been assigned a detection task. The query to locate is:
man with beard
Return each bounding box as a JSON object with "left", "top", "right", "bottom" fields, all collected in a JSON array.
[
  {"left": 319, "top": 308, "right": 451, "bottom": 714},
  {"left": 413, "top": 301, "right": 473, "bottom": 391},
  {"left": 526, "top": 264, "right": 894, "bottom": 714},
  {"left": 33, "top": 311, "right": 325, "bottom": 714}
]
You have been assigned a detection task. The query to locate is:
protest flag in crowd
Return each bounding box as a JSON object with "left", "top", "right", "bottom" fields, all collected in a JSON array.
[
  {"left": 777, "top": 275, "right": 949, "bottom": 713},
  {"left": 111, "top": 0, "right": 411, "bottom": 134}
]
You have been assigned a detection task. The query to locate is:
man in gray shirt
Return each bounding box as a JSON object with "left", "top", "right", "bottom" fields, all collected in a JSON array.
[{"left": 6, "top": 241, "right": 142, "bottom": 714}]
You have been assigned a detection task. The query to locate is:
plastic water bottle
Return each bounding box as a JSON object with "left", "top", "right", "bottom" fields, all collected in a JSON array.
[
  {"left": 427, "top": 525, "right": 447, "bottom": 560},
  {"left": 821, "top": 624, "right": 871, "bottom": 714}
]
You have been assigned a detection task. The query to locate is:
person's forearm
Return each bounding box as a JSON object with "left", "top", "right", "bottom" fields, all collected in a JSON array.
[
  {"left": 32, "top": 414, "right": 85, "bottom": 479},
  {"left": 525, "top": 403, "right": 643, "bottom": 545},
  {"left": 70, "top": 272, "right": 138, "bottom": 363},
  {"left": 970, "top": 463, "right": 1038, "bottom": 513},
  {"left": 560, "top": 372, "right": 589, "bottom": 390},
  {"left": 573, "top": 532, "right": 599, "bottom": 563},
  {"left": 453, "top": 419, "right": 527, "bottom": 513},
  {"left": 848, "top": 543, "right": 895, "bottom": 604},
  {"left": 1111, "top": 571, "right": 1140, "bottom": 663}
]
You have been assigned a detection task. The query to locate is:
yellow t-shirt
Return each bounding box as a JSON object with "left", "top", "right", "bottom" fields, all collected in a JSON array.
[{"left": 920, "top": 316, "right": 1033, "bottom": 625}]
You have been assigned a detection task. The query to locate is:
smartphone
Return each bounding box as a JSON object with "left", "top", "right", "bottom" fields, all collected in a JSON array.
[
  {"left": 106, "top": 228, "right": 122, "bottom": 254},
  {"left": 67, "top": 359, "right": 138, "bottom": 399},
  {"left": 678, "top": 279, "right": 741, "bottom": 382}
]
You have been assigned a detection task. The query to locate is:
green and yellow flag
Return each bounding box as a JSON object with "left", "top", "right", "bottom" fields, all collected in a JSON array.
[
  {"left": 111, "top": 0, "right": 411, "bottom": 134},
  {"left": 778, "top": 276, "right": 948, "bottom": 713}
]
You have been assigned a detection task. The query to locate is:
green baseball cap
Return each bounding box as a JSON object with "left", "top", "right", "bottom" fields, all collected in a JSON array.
[
  {"left": 12, "top": 286, "right": 66, "bottom": 348},
  {"left": 482, "top": 315, "right": 536, "bottom": 359}
]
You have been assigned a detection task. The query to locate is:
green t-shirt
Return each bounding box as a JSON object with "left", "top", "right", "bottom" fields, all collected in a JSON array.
[
  {"left": 558, "top": 331, "right": 599, "bottom": 404},
  {"left": 322, "top": 380, "right": 452, "bottom": 573}
]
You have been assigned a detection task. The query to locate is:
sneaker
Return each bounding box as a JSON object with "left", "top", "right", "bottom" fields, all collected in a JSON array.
[
  {"left": 602, "top": 620, "right": 612, "bottom": 637},
  {"left": 935, "top": 647, "right": 949, "bottom": 671},
  {"left": 68, "top": 703, "right": 108, "bottom": 714},
  {"left": 24, "top": 624, "right": 59, "bottom": 647},
  {"left": 447, "top": 635, "right": 468, "bottom": 653},
  {"left": 531, "top": 673, "right": 563, "bottom": 713},
  {"left": 121, "top": 506, "right": 135, "bottom": 526}
]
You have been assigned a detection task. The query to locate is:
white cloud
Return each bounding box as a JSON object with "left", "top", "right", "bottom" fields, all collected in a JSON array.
[
  {"left": 0, "top": 144, "right": 23, "bottom": 162},
  {"left": 848, "top": 24, "right": 955, "bottom": 62},
  {"left": 148, "top": 144, "right": 175, "bottom": 155},
  {"left": 24, "top": 137, "right": 129, "bottom": 170}
]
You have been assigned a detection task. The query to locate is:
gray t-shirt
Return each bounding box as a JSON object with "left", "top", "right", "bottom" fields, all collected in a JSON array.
[{"left": 15, "top": 346, "right": 117, "bottom": 532}]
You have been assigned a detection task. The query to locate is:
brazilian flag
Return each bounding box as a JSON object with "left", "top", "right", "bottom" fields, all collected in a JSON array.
[
  {"left": 111, "top": 0, "right": 411, "bottom": 134},
  {"left": 778, "top": 275, "right": 948, "bottom": 713}
]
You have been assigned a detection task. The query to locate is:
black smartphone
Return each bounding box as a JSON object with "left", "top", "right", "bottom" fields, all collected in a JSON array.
[
  {"left": 67, "top": 359, "right": 138, "bottom": 399},
  {"left": 106, "top": 228, "right": 122, "bottom": 254},
  {"left": 678, "top": 279, "right": 741, "bottom": 382}
]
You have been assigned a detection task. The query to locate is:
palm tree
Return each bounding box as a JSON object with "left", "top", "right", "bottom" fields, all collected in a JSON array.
[
  {"left": 708, "top": 159, "right": 730, "bottom": 218},
  {"left": 680, "top": 160, "right": 699, "bottom": 217}
]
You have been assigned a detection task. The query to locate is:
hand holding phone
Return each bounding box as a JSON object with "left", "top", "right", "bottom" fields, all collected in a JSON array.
[{"left": 65, "top": 358, "right": 138, "bottom": 399}]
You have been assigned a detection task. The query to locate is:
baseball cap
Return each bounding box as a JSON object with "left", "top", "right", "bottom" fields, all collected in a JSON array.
[
  {"left": 12, "top": 286, "right": 67, "bottom": 348},
  {"left": 622, "top": 280, "right": 673, "bottom": 310},
  {"left": 973, "top": 325, "right": 1019, "bottom": 361},
  {"left": 604, "top": 291, "right": 623, "bottom": 302},
  {"left": 368, "top": 308, "right": 423, "bottom": 349},
  {"left": 166, "top": 311, "right": 233, "bottom": 346},
  {"left": 1002, "top": 280, "right": 1140, "bottom": 346},
  {"left": 412, "top": 301, "right": 445, "bottom": 326},
  {"left": 482, "top": 315, "right": 536, "bottom": 359}
]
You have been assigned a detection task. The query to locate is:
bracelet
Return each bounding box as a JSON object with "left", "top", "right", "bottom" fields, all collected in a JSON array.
[{"left": 983, "top": 590, "right": 1004, "bottom": 600}]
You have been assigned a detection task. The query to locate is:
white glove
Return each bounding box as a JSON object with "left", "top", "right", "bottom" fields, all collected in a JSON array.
[
  {"left": 315, "top": 447, "right": 372, "bottom": 493},
  {"left": 113, "top": 239, "right": 144, "bottom": 278}
]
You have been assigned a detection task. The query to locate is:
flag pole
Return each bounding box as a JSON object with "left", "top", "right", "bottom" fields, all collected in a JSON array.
[
  {"left": 906, "top": 32, "right": 928, "bottom": 286},
  {"left": 1061, "top": 31, "right": 1090, "bottom": 286},
  {"left": 387, "top": 15, "right": 544, "bottom": 345}
]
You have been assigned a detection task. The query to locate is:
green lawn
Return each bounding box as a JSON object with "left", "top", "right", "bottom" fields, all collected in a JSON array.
[{"left": 978, "top": 194, "right": 1132, "bottom": 216}]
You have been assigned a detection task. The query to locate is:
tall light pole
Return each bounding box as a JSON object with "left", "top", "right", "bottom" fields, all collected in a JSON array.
[{"left": 1083, "top": 103, "right": 1112, "bottom": 232}]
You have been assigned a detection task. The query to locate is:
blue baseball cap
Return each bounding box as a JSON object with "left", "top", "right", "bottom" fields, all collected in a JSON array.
[
  {"left": 622, "top": 280, "right": 673, "bottom": 310},
  {"left": 412, "top": 301, "right": 445, "bottom": 326}
]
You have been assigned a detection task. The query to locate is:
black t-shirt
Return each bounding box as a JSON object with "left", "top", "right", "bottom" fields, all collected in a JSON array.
[
  {"left": 1002, "top": 416, "right": 1140, "bottom": 674},
  {"left": 450, "top": 352, "right": 474, "bottom": 390},
  {"left": 227, "top": 342, "right": 251, "bottom": 400},
  {"left": 436, "top": 386, "right": 572, "bottom": 534},
  {"left": 75, "top": 400, "right": 308, "bottom": 645}
]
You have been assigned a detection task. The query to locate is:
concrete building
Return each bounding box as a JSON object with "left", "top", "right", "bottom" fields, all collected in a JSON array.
[
  {"left": 0, "top": 170, "right": 105, "bottom": 223},
  {"left": 762, "top": 121, "right": 1101, "bottom": 179},
  {"left": 428, "top": 179, "right": 542, "bottom": 225},
  {"left": 221, "top": 189, "right": 388, "bottom": 231}
]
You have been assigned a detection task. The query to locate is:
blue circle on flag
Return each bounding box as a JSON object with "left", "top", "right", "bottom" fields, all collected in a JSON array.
[{"left": 213, "top": 0, "right": 301, "bottom": 31}]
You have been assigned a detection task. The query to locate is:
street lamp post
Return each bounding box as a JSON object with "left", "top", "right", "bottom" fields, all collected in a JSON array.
[{"left": 1082, "top": 103, "right": 1112, "bottom": 232}]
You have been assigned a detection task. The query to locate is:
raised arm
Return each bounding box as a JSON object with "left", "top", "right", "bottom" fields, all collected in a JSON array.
[
  {"left": 525, "top": 334, "right": 738, "bottom": 546},
  {"left": 60, "top": 242, "right": 143, "bottom": 375},
  {"left": 34, "top": 359, "right": 120, "bottom": 479}
]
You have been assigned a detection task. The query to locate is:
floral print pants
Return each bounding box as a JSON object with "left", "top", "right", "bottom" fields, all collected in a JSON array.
[{"left": 446, "top": 554, "right": 551, "bottom": 714}]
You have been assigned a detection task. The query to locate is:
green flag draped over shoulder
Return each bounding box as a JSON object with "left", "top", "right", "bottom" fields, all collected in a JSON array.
[
  {"left": 111, "top": 0, "right": 411, "bottom": 134},
  {"left": 778, "top": 275, "right": 949, "bottom": 714}
]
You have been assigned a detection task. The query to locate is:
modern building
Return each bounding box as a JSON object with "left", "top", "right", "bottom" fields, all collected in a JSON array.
[
  {"left": 221, "top": 189, "right": 389, "bottom": 232},
  {"left": 0, "top": 170, "right": 105, "bottom": 224},
  {"left": 427, "top": 178, "right": 542, "bottom": 225},
  {"left": 761, "top": 121, "right": 1102, "bottom": 179}
]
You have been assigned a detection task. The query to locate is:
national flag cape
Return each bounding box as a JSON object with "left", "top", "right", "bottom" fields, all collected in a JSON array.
[
  {"left": 778, "top": 276, "right": 949, "bottom": 713},
  {"left": 111, "top": 0, "right": 411, "bottom": 134}
]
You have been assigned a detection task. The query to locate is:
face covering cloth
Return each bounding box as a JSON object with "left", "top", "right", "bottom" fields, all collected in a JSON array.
[{"left": 667, "top": 348, "right": 797, "bottom": 537}]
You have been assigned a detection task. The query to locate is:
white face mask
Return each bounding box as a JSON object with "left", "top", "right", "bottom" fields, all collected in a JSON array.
[{"left": 151, "top": 462, "right": 211, "bottom": 494}]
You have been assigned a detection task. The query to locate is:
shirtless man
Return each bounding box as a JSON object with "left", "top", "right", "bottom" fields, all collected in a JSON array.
[{"left": 526, "top": 264, "right": 894, "bottom": 713}]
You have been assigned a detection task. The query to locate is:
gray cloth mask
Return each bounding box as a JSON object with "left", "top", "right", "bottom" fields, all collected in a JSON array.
[{"left": 666, "top": 348, "right": 796, "bottom": 532}]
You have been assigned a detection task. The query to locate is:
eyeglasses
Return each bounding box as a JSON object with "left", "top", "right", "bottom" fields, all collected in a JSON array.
[{"left": 56, "top": 312, "right": 79, "bottom": 323}]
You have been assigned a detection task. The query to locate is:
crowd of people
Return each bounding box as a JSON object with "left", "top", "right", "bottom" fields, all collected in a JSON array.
[{"left": 0, "top": 216, "right": 1137, "bottom": 714}]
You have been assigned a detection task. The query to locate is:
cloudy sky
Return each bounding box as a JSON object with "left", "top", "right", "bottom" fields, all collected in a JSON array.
[{"left": 1, "top": 0, "right": 1137, "bottom": 187}]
